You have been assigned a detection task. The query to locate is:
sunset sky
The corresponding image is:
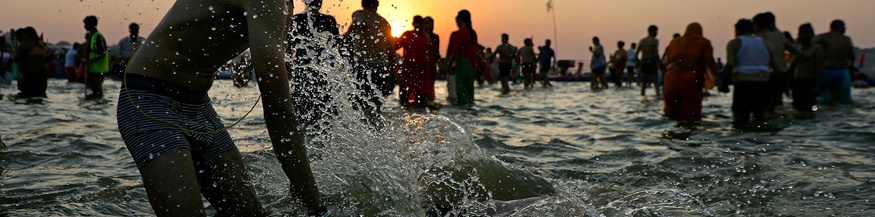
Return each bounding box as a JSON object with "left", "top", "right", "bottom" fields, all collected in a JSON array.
[{"left": 2, "top": 0, "right": 873, "bottom": 62}]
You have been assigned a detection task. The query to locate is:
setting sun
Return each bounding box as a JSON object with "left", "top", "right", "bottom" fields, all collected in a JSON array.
[{"left": 390, "top": 20, "right": 406, "bottom": 37}]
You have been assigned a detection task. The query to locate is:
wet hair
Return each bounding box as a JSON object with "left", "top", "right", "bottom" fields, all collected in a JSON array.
[
  {"left": 752, "top": 12, "right": 775, "bottom": 29},
  {"left": 84, "top": 15, "right": 99, "bottom": 25},
  {"left": 672, "top": 33, "right": 680, "bottom": 38},
  {"left": 129, "top": 23, "right": 139, "bottom": 29},
  {"left": 456, "top": 10, "right": 476, "bottom": 43},
  {"left": 630, "top": 43, "right": 637, "bottom": 48},
  {"left": 362, "top": 0, "right": 378, "bottom": 8},
  {"left": 423, "top": 16, "right": 434, "bottom": 24},
  {"left": 545, "top": 39, "right": 551, "bottom": 44},
  {"left": 734, "top": 19, "right": 754, "bottom": 34},
  {"left": 830, "top": 19, "right": 845, "bottom": 30}
]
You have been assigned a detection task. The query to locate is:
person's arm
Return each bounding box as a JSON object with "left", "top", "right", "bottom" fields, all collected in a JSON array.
[
  {"left": 244, "top": 0, "right": 323, "bottom": 213},
  {"left": 845, "top": 37, "right": 855, "bottom": 68},
  {"left": 719, "top": 39, "right": 739, "bottom": 92}
]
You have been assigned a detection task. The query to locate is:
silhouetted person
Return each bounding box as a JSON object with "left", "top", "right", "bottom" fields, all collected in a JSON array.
[
  {"left": 446, "top": 10, "right": 478, "bottom": 106},
  {"left": 518, "top": 38, "right": 536, "bottom": 89},
  {"left": 395, "top": 15, "right": 432, "bottom": 107},
  {"left": 813, "top": 19, "right": 855, "bottom": 105},
  {"left": 13, "top": 27, "right": 49, "bottom": 99},
  {"left": 493, "top": 33, "right": 516, "bottom": 94},
  {"left": 637, "top": 25, "right": 661, "bottom": 97},
  {"left": 116, "top": 23, "right": 145, "bottom": 78},
  {"left": 719, "top": 19, "right": 772, "bottom": 125},
  {"left": 663, "top": 23, "right": 719, "bottom": 120},
  {"left": 537, "top": 39, "right": 555, "bottom": 87},
  {"left": 83, "top": 15, "right": 109, "bottom": 100},
  {"left": 345, "top": 0, "right": 395, "bottom": 115},
  {"left": 117, "top": 0, "right": 328, "bottom": 216},
  {"left": 791, "top": 23, "right": 824, "bottom": 112},
  {"left": 589, "top": 36, "right": 608, "bottom": 89},
  {"left": 609, "top": 41, "right": 628, "bottom": 87},
  {"left": 287, "top": 0, "right": 339, "bottom": 129}
]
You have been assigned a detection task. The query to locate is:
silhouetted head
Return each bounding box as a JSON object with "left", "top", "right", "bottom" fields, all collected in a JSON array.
[
  {"left": 83, "top": 15, "right": 98, "bottom": 31},
  {"left": 734, "top": 19, "right": 754, "bottom": 36},
  {"left": 423, "top": 17, "right": 435, "bottom": 33},
  {"left": 72, "top": 42, "right": 80, "bottom": 50},
  {"left": 501, "top": 33, "right": 509, "bottom": 43},
  {"left": 617, "top": 41, "right": 625, "bottom": 48},
  {"left": 798, "top": 23, "right": 815, "bottom": 45},
  {"left": 752, "top": 12, "right": 776, "bottom": 33},
  {"left": 307, "top": 0, "right": 324, "bottom": 11},
  {"left": 412, "top": 15, "right": 424, "bottom": 28},
  {"left": 129, "top": 23, "right": 140, "bottom": 36},
  {"left": 545, "top": 39, "right": 551, "bottom": 47},
  {"left": 830, "top": 19, "right": 846, "bottom": 34},
  {"left": 630, "top": 43, "right": 636, "bottom": 49},
  {"left": 647, "top": 25, "right": 658, "bottom": 36},
  {"left": 362, "top": 0, "right": 378, "bottom": 10},
  {"left": 592, "top": 36, "right": 600, "bottom": 45},
  {"left": 524, "top": 38, "right": 533, "bottom": 46},
  {"left": 456, "top": 10, "right": 472, "bottom": 29}
]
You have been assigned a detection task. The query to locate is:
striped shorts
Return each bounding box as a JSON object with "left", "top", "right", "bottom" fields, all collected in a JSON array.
[{"left": 117, "top": 75, "right": 235, "bottom": 168}]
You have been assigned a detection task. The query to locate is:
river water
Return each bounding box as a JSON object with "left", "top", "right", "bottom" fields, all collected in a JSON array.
[{"left": 1, "top": 78, "right": 873, "bottom": 216}]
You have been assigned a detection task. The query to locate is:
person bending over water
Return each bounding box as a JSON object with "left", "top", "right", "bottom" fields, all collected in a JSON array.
[{"left": 117, "top": 0, "right": 328, "bottom": 216}]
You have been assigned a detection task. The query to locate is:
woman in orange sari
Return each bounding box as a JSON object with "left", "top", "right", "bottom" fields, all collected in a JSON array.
[{"left": 663, "top": 23, "right": 720, "bottom": 119}]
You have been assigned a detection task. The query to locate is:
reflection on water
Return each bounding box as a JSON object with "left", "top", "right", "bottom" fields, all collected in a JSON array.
[{"left": 1, "top": 78, "right": 874, "bottom": 216}]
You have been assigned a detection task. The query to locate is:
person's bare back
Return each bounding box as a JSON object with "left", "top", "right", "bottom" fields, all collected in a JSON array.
[
  {"left": 127, "top": 0, "right": 290, "bottom": 91},
  {"left": 638, "top": 36, "right": 659, "bottom": 61}
]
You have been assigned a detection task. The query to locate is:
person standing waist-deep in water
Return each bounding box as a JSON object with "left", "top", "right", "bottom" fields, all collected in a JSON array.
[
  {"left": 116, "top": 0, "right": 329, "bottom": 216},
  {"left": 287, "top": 0, "right": 339, "bottom": 131},
  {"left": 82, "top": 16, "right": 109, "bottom": 100},
  {"left": 423, "top": 16, "right": 441, "bottom": 103},
  {"left": 813, "top": 19, "right": 855, "bottom": 105},
  {"left": 492, "top": 33, "right": 516, "bottom": 94},
  {"left": 790, "top": 23, "right": 824, "bottom": 113},
  {"left": 446, "top": 10, "right": 479, "bottom": 106},
  {"left": 344, "top": 0, "right": 395, "bottom": 116},
  {"left": 395, "top": 15, "right": 433, "bottom": 108},
  {"left": 13, "top": 27, "right": 49, "bottom": 99},
  {"left": 589, "top": 36, "right": 608, "bottom": 90},
  {"left": 537, "top": 39, "right": 555, "bottom": 87},
  {"left": 517, "top": 38, "right": 537, "bottom": 90},
  {"left": 637, "top": 25, "right": 661, "bottom": 97},
  {"left": 663, "top": 23, "right": 719, "bottom": 120},
  {"left": 719, "top": 19, "right": 772, "bottom": 125},
  {"left": 608, "top": 40, "right": 628, "bottom": 87}
]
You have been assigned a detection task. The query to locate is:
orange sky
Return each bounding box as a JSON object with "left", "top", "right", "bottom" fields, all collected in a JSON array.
[{"left": 2, "top": 0, "right": 873, "bottom": 63}]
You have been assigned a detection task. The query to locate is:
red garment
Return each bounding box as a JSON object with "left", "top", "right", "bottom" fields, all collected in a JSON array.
[
  {"left": 662, "top": 23, "right": 718, "bottom": 119},
  {"left": 396, "top": 30, "right": 432, "bottom": 104},
  {"left": 447, "top": 28, "right": 479, "bottom": 70}
]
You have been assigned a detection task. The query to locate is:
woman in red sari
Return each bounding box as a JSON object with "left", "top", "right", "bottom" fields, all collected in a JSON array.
[
  {"left": 395, "top": 16, "right": 432, "bottom": 108},
  {"left": 662, "top": 23, "right": 719, "bottom": 119}
]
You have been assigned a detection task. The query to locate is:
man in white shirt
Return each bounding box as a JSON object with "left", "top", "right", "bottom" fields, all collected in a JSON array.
[{"left": 115, "top": 23, "right": 146, "bottom": 77}]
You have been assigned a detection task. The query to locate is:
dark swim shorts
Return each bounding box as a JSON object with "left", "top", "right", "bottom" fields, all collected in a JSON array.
[{"left": 117, "top": 75, "right": 236, "bottom": 168}]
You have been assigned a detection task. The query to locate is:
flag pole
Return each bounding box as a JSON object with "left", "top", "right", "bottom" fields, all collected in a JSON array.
[{"left": 549, "top": 0, "right": 558, "bottom": 61}]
